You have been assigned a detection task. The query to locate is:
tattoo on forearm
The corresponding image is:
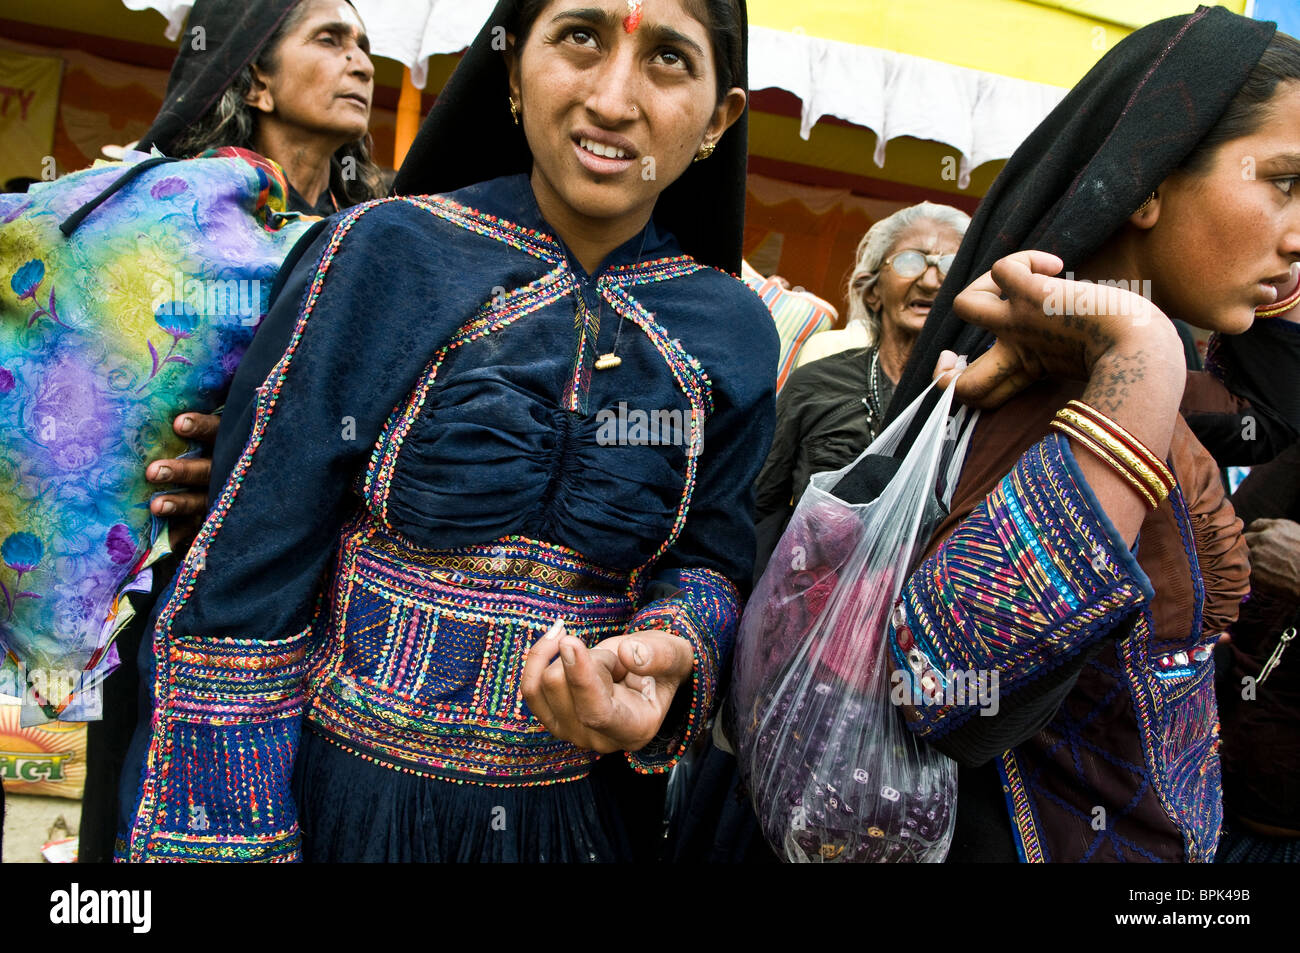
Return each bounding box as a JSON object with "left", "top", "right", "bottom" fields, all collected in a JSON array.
[{"left": 1082, "top": 350, "right": 1147, "bottom": 415}]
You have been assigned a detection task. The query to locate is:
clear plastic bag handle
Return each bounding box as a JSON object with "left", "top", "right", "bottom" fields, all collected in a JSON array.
[
  {"left": 815, "top": 359, "right": 968, "bottom": 500},
  {"left": 939, "top": 404, "right": 980, "bottom": 510}
]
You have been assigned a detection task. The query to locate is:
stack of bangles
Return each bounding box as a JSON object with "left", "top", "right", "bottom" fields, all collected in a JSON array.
[{"left": 1049, "top": 399, "right": 1176, "bottom": 510}]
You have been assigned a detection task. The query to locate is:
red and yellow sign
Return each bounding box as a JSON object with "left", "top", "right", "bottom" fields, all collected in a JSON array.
[{"left": 0, "top": 697, "right": 87, "bottom": 800}]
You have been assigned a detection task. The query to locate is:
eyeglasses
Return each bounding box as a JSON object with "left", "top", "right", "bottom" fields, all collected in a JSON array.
[{"left": 886, "top": 249, "right": 956, "bottom": 279}]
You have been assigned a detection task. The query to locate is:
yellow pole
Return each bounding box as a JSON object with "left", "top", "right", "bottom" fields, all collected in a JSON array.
[{"left": 394, "top": 66, "right": 421, "bottom": 169}]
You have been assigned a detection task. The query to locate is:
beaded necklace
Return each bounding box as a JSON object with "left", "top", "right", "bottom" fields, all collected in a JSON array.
[{"left": 863, "top": 346, "right": 887, "bottom": 436}]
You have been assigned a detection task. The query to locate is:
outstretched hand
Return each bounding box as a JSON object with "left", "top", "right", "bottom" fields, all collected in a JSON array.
[{"left": 520, "top": 621, "right": 694, "bottom": 754}]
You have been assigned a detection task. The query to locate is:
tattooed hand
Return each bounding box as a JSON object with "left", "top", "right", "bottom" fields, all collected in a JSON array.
[
  {"left": 935, "top": 249, "right": 1188, "bottom": 546},
  {"left": 936, "top": 250, "right": 1185, "bottom": 409}
]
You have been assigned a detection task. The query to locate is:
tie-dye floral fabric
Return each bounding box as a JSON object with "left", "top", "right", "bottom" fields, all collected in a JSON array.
[{"left": 0, "top": 149, "right": 313, "bottom": 723}]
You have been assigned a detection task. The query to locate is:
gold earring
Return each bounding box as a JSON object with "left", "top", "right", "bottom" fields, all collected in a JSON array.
[
  {"left": 693, "top": 141, "right": 715, "bottom": 163},
  {"left": 1136, "top": 192, "right": 1156, "bottom": 215},
  {"left": 509, "top": 97, "right": 520, "bottom": 126}
]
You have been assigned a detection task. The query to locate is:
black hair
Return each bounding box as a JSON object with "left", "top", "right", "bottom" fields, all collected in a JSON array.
[
  {"left": 511, "top": 0, "right": 744, "bottom": 102},
  {"left": 1182, "top": 29, "right": 1300, "bottom": 174},
  {"left": 171, "top": 0, "right": 385, "bottom": 204}
]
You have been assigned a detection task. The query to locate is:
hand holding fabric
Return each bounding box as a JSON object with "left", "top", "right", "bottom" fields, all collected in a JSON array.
[
  {"left": 146, "top": 412, "right": 219, "bottom": 510},
  {"left": 521, "top": 623, "right": 694, "bottom": 754},
  {"left": 146, "top": 411, "right": 221, "bottom": 547}
]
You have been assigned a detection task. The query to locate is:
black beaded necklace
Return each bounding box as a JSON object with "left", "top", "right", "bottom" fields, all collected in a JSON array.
[{"left": 863, "top": 346, "right": 888, "bottom": 438}]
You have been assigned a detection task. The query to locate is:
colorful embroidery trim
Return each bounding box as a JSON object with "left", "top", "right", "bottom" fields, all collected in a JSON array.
[
  {"left": 404, "top": 194, "right": 563, "bottom": 264},
  {"left": 357, "top": 216, "right": 715, "bottom": 600},
  {"left": 119, "top": 194, "right": 743, "bottom": 857},
  {"left": 1000, "top": 751, "right": 1045, "bottom": 863},
  {"left": 895, "top": 434, "right": 1149, "bottom": 741},
  {"left": 362, "top": 263, "right": 574, "bottom": 523},
  {"left": 566, "top": 283, "right": 600, "bottom": 415},
  {"left": 623, "top": 567, "right": 737, "bottom": 774},
  {"left": 119, "top": 629, "right": 311, "bottom": 862},
  {"left": 599, "top": 283, "right": 712, "bottom": 592}
]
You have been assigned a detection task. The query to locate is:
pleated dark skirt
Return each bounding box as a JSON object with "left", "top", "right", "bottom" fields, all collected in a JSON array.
[{"left": 292, "top": 723, "right": 668, "bottom": 863}]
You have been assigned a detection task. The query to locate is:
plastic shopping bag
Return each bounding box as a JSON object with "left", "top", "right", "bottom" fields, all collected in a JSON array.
[{"left": 730, "top": 376, "right": 973, "bottom": 862}]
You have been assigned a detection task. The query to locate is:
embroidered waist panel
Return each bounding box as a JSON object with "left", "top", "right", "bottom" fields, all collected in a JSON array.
[{"left": 305, "top": 522, "right": 638, "bottom": 785}]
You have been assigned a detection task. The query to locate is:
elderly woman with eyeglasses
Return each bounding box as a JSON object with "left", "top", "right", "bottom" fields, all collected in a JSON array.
[{"left": 753, "top": 202, "right": 971, "bottom": 526}]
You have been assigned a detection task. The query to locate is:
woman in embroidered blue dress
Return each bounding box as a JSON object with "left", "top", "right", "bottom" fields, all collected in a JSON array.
[{"left": 115, "top": 0, "right": 778, "bottom": 862}]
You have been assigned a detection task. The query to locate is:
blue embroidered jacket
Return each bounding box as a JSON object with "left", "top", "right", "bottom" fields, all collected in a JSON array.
[{"left": 117, "top": 174, "right": 778, "bottom": 862}]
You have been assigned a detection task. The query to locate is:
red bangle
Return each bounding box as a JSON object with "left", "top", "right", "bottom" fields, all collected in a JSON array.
[
  {"left": 1049, "top": 418, "right": 1160, "bottom": 509},
  {"left": 1065, "top": 400, "right": 1175, "bottom": 495}
]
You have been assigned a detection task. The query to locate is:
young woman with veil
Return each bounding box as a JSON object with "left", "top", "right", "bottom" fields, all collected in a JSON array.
[
  {"left": 114, "top": 0, "right": 776, "bottom": 862},
  {"left": 878, "top": 6, "right": 1300, "bottom": 862}
]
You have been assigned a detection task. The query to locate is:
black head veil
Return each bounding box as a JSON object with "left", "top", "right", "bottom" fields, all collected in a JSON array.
[
  {"left": 887, "top": 5, "right": 1276, "bottom": 423},
  {"left": 138, "top": 0, "right": 302, "bottom": 155},
  {"left": 392, "top": 0, "right": 751, "bottom": 274}
]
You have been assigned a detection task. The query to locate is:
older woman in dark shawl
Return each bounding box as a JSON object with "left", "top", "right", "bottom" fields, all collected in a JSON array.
[
  {"left": 881, "top": 6, "right": 1299, "bottom": 862},
  {"left": 139, "top": 0, "right": 384, "bottom": 213},
  {"left": 76, "top": 0, "right": 382, "bottom": 863},
  {"left": 143, "top": 0, "right": 385, "bottom": 527}
]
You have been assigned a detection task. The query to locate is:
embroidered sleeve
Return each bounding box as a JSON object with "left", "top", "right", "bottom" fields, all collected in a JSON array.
[
  {"left": 890, "top": 433, "right": 1154, "bottom": 744},
  {"left": 118, "top": 202, "right": 469, "bottom": 861},
  {"left": 120, "top": 631, "right": 311, "bottom": 862},
  {"left": 623, "top": 568, "right": 740, "bottom": 773}
]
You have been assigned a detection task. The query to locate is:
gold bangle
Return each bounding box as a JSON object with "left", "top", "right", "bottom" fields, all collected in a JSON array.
[
  {"left": 1050, "top": 419, "right": 1159, "bottom": 509},
  {"left": 1066, "top": 399, "right": 1175, "bottom": 491},
  {"left": 1056, "top": 408, "right": 1170, "bottom": 506},
  {"left": 1065, "top": 400, "right": 1175, "bottom": 493}
]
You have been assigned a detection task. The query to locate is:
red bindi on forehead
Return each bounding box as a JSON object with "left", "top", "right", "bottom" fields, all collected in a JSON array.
[{"left": 623, "top": 0, "right": 644, "bottom": 33}]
